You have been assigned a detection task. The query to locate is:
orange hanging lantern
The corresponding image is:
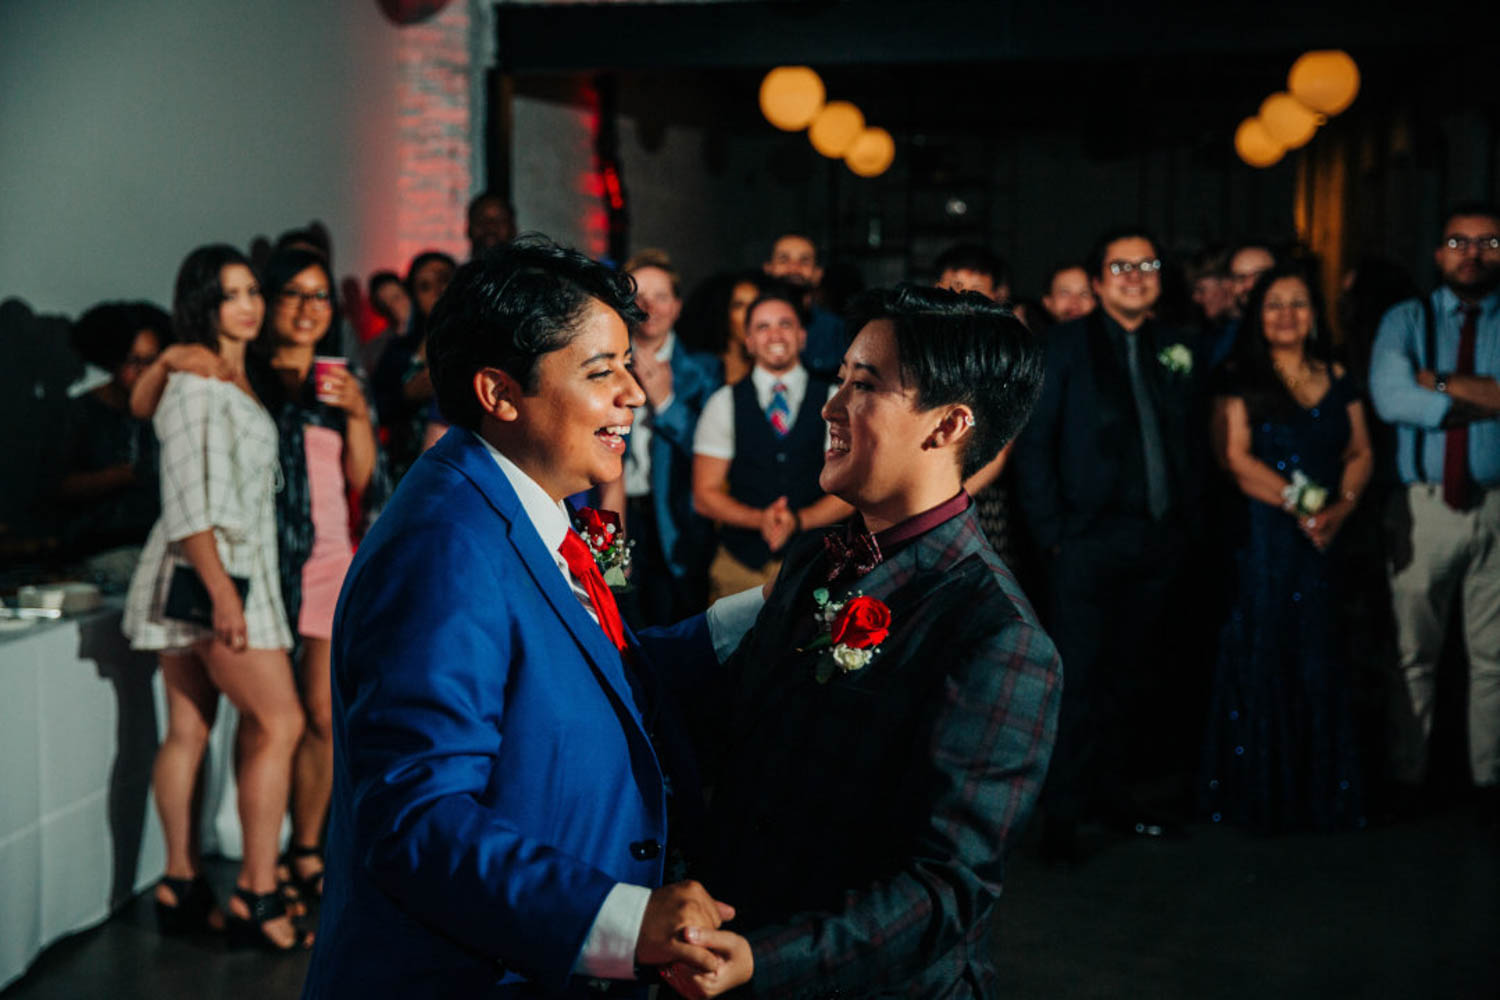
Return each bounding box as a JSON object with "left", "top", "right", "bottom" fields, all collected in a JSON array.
[
  {"left": 759, "top": 66, "right": 826, "bottom": 132},
  {"left": 1287, "top": 50, "right": 1360, "bottom": 116},
  {"left": 1258, "top": 92, "right": 1323, "bottom": 149},
  {"left": 808, "top": 101, "right": 865, "bottom": 158},
  {"left": 845, "top": 127, "right": 895, "bottom": 177},
  {"left": 1235, "top": 117, "right": 1286, "bottom": 168}
]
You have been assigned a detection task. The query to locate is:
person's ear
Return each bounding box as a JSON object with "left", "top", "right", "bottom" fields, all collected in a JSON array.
[
  {"left": 923, "top": 406, "right": 975, "bottom": 450},
  {"left": 475, "top": 366, "right": 521, "bottom": 422}
]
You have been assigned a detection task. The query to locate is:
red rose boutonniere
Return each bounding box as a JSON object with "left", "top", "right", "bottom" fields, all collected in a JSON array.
[
  {"left": 577, "top": 507, "right": 632, "bottom": 586},
  {"left": 802, "top": 588, "right": 892, "bottom": 683}
]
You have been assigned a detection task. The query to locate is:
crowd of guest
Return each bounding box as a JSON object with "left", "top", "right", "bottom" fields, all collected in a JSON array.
[{"left": 23, "top": 191, "right": 1499, "bottom": 948}]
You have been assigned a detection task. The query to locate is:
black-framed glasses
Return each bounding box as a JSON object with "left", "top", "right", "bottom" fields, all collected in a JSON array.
[
  {"left": 1443, "top": 235, "right": 1500, "bottom": 252},
  {"left": 1107, "top": 258, "right": 1162, "bottom": 276},
  {"left": 278, "top": 288, "right": 332, "bottom": 309}
]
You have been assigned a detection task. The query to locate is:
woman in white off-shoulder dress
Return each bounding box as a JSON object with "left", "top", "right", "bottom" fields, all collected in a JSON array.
[{"left": 122, "top": 244, "right": 311, "bottom": 952}]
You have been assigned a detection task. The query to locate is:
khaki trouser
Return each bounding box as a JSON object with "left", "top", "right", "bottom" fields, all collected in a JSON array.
[
  {"left": 707, "top": 545, "right": 781, "bottom": 605},
  {"left": 1385, "top": 484, "right": 1500, "bottom": 786}
]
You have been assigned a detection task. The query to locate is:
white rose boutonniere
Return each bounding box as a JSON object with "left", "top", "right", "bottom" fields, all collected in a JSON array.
[{"left": 1158, "top": 343, "right": 1193, "bottom": 376}]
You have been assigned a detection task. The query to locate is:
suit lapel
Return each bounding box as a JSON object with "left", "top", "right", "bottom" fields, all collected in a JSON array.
[
  {"left": 1084, "top": 311, "right": 1132, "bottom": 433},
  {"left": 428, "top": 430, "right": 646, "bottom": 728},
  {"left": 728, "top": 511, "right": 986, "bottom": 737}
]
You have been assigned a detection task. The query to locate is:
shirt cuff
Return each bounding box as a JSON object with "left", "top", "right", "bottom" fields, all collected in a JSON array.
[
  {"left": 574, "top": 882, "right": 652, "bottom": 980},
  {"left": 706, "top": 586, "right": 766, "bottom": 662}
]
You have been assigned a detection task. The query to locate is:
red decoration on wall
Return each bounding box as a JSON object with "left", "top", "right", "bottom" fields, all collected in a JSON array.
[{"left": 377, "top": 0, "right": 454, "bottom": 26}]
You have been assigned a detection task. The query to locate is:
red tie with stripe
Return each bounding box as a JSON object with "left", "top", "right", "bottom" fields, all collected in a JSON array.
[
  {"left": 558, "top": 529, "right": 628, "bottom": 651},
  {"left": 1442, "top": 304, "right": 1479, "bottom": 511}
]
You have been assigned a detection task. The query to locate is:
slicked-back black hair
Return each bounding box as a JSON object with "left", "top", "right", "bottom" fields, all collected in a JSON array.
[
  {"left": 425, "top": 234, "right": 646, "bottom": 430},
  {"left": 845, "top": 283, "right": 1044, "bottom": 479},
  {"left": 172, "top": 244, "right": 257, "bottom": 349}
]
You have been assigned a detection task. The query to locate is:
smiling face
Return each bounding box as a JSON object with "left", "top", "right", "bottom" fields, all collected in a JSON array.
[
  {"left": 1044, "top": 266, "right": 1096, "bottom": 322},
  {"left": 1260, "top": 275, "right": 1313, "bottom": 352},
  {"left": 215, "top": 263, "right": 264, "bottom": 346},
  {"left": 272, "top": 265, "right": 333, "bottom": 347},
  {"left": 765, "top": 235, "right": 821, "bottom": 289},
  {"left": 501, "top": 299, "right": 644, "bottom": 501},
  {"left": 1092, "top": 236, "right": 1161, "bottom": 329},
  {"left": 1229, "top": 246, "right": 1275, "bottom": 307},
  {"left": 744, "top": 298, "right": 805, "bottom": 374},
  {"left": 630, "top": 265, "right": 680, "bottom": 347},
  {"left": 821, "top": 320, "right": 957, "bottom": 526}
]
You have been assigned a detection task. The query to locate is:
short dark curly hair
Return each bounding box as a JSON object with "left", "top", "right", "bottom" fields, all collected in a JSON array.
[
  {"left": 845, "top": 283, "right": 1043, "bottom": 479},
  {"left": 425, "top": 234, "right": 646, "bottom": 431},
  {"left": 70, "top": 300, "right": 172, "bottom": 372}
]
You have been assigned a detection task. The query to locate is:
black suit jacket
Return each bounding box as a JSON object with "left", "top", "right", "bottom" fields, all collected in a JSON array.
[
  {"left": 1013, "top": 311, "right": 1203, "bottom": 552},
  {"left": 688, "top": 509, "right": 1061, "bottom": 999}
]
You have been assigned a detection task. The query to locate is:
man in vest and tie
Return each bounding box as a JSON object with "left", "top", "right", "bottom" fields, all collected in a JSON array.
[
  {"left": 692, "top": 286, "right": 852, "bottom": 602},
  {"left": 1369, "top": 202, "right": 1500, "bottom": 835}
]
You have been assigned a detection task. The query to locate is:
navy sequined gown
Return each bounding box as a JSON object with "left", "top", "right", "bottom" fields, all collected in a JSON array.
[{"left": 1200, "top": 373, "right": 1364, "bottom": 832}]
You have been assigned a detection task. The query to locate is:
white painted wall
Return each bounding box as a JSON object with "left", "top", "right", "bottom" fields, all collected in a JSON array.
[{"left": 0, "top": 0, "right": 407, "bottom": 316}]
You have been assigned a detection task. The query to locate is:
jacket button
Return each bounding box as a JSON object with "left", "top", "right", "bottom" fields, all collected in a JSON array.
[{"left": 630, "top": 839, "right": 661, "bottom": 860}]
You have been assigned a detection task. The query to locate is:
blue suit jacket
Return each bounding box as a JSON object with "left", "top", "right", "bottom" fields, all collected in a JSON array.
[
  {"left": 635, "top": 345, "right": 719, "bottom": 579},
  {"left": 302, "top": 428, "right": 714, "bottom": 999}
]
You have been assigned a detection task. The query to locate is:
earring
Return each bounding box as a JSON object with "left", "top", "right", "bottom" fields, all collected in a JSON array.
[{"left": 959, "top": 413, "right": 975, "bottom": 428}]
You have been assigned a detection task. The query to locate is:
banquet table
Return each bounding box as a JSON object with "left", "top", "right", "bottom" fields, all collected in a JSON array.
[{"left": 0, "top": 600, "right": 243, "bottom": 990}]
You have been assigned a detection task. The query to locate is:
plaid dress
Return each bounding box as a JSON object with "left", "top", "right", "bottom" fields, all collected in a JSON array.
[{"left": 122, "top": 373, "right": 292, "bottom": 651}]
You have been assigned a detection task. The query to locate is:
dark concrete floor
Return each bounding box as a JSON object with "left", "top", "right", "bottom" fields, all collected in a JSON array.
[{"left": 6, "top": 806, "right": 1497, "bottom": 1000}]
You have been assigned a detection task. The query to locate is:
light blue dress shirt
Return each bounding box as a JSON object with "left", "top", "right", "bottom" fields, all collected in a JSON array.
[{"left": 1368, "top": 286, "right": 1500, "bottom": 487}]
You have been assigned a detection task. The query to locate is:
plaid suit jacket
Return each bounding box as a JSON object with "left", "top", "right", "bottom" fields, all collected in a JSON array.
[{"left": 690, "top": 506, "right": 1062, "bottom": 999}]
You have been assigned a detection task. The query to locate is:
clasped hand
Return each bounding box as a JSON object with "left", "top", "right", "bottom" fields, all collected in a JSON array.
[
  {"left": 636, "top": 881, "right": 753, "bottom": 998},
  {"left": 759, "top": 497, "right": 796, "bottom": 553}
]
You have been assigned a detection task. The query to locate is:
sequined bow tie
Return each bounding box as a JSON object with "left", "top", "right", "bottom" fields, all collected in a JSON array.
[{"left": 824, "top": 528, "right": 882, "bottom": 582}]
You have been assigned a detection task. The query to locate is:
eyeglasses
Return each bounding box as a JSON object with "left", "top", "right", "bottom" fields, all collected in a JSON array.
[
  {"left": 1107, "top": 258, "right": 1162, "bottom": 276},
  {"left": 1443, "top": 235, "right": 1500, "bottom": 252},
  {"left": 121, "top": 353, "right": 160, "bottom": 370},
  {"left": 278, "top": 288, "right": 332, "bottom": 309}
]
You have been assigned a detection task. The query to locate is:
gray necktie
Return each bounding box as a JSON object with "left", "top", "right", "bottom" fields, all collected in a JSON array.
[{"left": 1124, "top": 332, "right": 1171, "bottom": 519}]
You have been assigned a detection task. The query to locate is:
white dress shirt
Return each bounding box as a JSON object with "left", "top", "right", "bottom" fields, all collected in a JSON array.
[
  {"left": 693, "top": 363, "right": 834, "bottom": 460},
  {"left": 624, "top": 332, "right": 676, "bottom": 498},
  {"left": 475, "top": 431, "right": 762, "bottom": 977}
]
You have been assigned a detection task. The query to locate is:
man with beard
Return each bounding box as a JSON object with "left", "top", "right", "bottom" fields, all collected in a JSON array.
[
  {"left": 1369, "top": 202, "right": 1500, "bottom": 835},
  {"left": 763, "top": 233, "right": 844, "bottom": 380}
]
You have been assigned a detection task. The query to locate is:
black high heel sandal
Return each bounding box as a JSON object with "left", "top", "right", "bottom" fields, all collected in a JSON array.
[
  {"left": 281, "top": 843, "right": 326, "bottom": 902},
  {"left": 154, "top": 874, "right": 222, "bottom": 935},
  {"left": 225, "top": 887, "right": 314, "bottom": 953}
]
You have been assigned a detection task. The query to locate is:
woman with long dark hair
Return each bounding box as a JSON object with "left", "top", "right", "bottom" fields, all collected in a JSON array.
[
  {"left": 1200, "top": 262, "right": 1372, "bottom": 832},
  {"left": 373, "top": 250, "right": 456, "bottom": 479},
  {"left": 249, "top": 246, "right": 386, "bottom": 905},
  {"left": 121, "top": 244, "right": 312, "bottom": 950}
]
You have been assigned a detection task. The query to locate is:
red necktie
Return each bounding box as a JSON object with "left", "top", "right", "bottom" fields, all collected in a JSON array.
[
  {"left": 558, "top": 529, "right": 628, "bottom": 651},
  {"left": 1442, "top": 304, "right": 1479, "bottom": 511}
]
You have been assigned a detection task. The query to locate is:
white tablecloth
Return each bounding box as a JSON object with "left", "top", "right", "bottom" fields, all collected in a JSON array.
[{"left": 0, "top": 601, "right": 244, "bottom": 990}]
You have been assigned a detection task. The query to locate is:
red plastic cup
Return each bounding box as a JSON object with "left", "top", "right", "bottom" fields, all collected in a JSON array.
[{"left": 314, "top": 356, "right": 348, "bottom": 404}]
